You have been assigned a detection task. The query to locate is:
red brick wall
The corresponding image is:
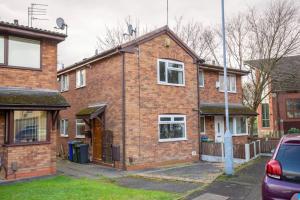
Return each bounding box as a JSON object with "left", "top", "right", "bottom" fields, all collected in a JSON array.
[
  {"left": 0, "top": 39, "right": 58, "bottom": 90},
  {"left": 199, "top": 70, "right": 243, "bottom": 104},
  {"left": 124, "top": 34, "right": 199, "bottom": 169},
  {"left": 58, "top": 54, "right": 124, "bottom": 167}
]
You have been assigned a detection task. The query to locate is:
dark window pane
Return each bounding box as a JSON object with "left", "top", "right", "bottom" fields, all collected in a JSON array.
[
  {"left": 160, "top": 117, "right": 171, "bottom": 121},
  {"left": 159, "top": 61, "right": 166, "bottom": 82},
  {"left": 168, "top": 63, "right": 182, "bottom": 69},
  {"left": 174, "top": 117, "right": 184, "bottom": 121},
  {"left": 200, "top": 117, "right": 205, "bottom": 133},
  {"left": 199, "top": 71, "right": 204, "bottom": 86},
  {"left": 168, "top": 69, "right": 183, "bottom": 84},
  {"left": 159, "top": 123, "right": 185, "bottom": 139},
  {"left": 262, "top": 103, "right": 270, "bottom": 127},
  {"left": 14, "top": 111, "right": 47, "bottom": 143},
  {"left": 276, "top": 144, "right": 300, "bottom": 183}
]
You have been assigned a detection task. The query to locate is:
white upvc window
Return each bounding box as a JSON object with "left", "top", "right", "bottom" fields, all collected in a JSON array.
[
  {"left": 199, "top": 70, "right": 204, "bottom": 87},
  {"left": 60, "top": 75, "right": 69, "bottom": 92},
  {"left": 76, "top": 119, "right": 85, "bottom": 138},
  {"left": 200, "top": 116, "right": 205, "bottom": 134},
  {"left": 76, "top": 69, "right": 86, "bottom": 88},
  {"left": 158, "top": 115, "right": 187, "bottom": 142},
  {"left": 60, "top": 119, "right": 68, "bottom": 137},
  {"left": 157, "top": 59, "right": 185, "bottom": 86},
  {"left": 229, "top": 116, "right": 248, "bottom": 136},
  {"left": 8, "top": 36, "right": 41, "bottom": 69},
  {"left": 219, "top": 74, "right": 236, "bottom": 93}
]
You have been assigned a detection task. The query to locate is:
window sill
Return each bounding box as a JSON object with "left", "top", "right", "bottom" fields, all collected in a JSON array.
[
  {"left": 75, "top": 85, "right": 86, "bottom": 89},
  {"left": 219, "top": 90, "right": 237, "bottom": 94},
  {"left": 0, "top": 64, "right": 42, "bottom": 71},
  {"left": 200, "top": 132, "right": 205, "bottom": 135},
  {"left": 3, "top": 141, "right": 51, "bottom": 147},
  {"left": 60, "top": 89, "right": 69, "bottom": 93},
  {"left": 158, "top": 82, "right": 185, "bottom": 87},
  {"left": 75, "top": 136, "right": 85, "bottom": 139},
  {"left": 60, "top": 135, "right": 69, "bottom": 138},
  {"left": 232, "top": 134, "right": 248, "bottom": 136},
  {"left": 159, "top": 138, "right": 187, "bottom": 143},
  {"left": 199, "top": 85, "right": 204, "bottom": 88}
]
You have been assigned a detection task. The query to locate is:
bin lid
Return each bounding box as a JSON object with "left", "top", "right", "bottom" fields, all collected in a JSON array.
[{"left": 68, "top": 140, "right": 83, "bottom": 144}]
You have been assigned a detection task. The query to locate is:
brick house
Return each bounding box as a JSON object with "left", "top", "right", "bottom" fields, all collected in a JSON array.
[
  {"left": 251, "top": 56, "right": 300, "bottom": 137},
  {"left": 57, "top": 26, "right": 255, "bottom": 170},
  {"left": 0, "top": 21, "right": 68, "bottom": 180}
]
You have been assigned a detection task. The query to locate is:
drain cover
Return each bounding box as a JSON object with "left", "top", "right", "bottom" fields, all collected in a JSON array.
[{"left": 192, "top": 193, "right": 229, "bottom": 200}]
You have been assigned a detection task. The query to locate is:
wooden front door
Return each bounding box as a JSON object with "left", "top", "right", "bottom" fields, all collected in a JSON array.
[{"left": 92, "top": 119, "right": 103, "bottom": 161}]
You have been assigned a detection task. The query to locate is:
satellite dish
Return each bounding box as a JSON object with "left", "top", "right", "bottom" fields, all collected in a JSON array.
[{"left": 56, "top": 17, "right": 65, "bottom": 30}]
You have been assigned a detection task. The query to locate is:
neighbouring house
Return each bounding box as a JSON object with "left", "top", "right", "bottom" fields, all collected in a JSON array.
[
  {"left": 0, "top": 21, "right": 68, "bottom": 180},
  {"left": 249, "top": 55, "right": 300, "bottom": 137},
  {"left": 198, "top": 63, "right": 257, "bottom": 144},
  {"left": 57, "top": 26, "right": 255, "bottom": 170}
]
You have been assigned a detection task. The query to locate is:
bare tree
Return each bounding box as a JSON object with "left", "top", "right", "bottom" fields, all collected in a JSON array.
[
  {"left": 173, "top": 16, "right": 221, "bottom": 64},
  {"left": 96, "top": 16, "right": 148, "bottom": 51},
  {"left": 242, "top": 0, "right": 300, "bottom": 135}
]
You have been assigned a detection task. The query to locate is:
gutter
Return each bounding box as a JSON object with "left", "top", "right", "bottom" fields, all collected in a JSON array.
[{"left": 196, "top": 62, "right": 201, "bottom": 159}]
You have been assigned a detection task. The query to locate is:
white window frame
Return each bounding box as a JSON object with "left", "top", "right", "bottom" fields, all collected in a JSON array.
[
  {"left": 157, "top": 59, "right": 185, "bottom": 86},
  {"left": 158, "top": 114, "right": 187, "bottom": 142},
  {"left": 76, "top": 69, "right": 86, "bottom": 88},
  {"left": 219, "top": 74, "right": 236, "bottom": 93},
  {"left": 0, "top": 35, "right": 4, "bottom": 64},
  {"left": 200, "top": 116, "right": 205, "bottom": 134},
  {"left": 231, "top": 116, "right": 248, "bottom": 136},
  {"left": 75, "top": 119, "right": 85, "bottom": 138},
  {"left": 60, "top": 74, "right": 69, "bottom": 92},
  {"left": 199, "top": 70, "right": 204, "bottom": 87},
  {"left": 60, "top": 119, "right": 68, "bottom": 137}
]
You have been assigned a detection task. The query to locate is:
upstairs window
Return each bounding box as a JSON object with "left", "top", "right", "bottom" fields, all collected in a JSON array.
[
  {"left": 60, "top": 75, "right": 69, "bottom": 92},
  {"left": 262, "top": 103, "right": 270, "bottom": 127},
  {"left": 76, "top": 69, "right": 86, "bottom": 88},
  {"left": 199, "top": 70, "right": 204, "bottom": 87},
  {"left": 219, "top": 74, "right": 236, "bottom": 92},
  {"left": 158, "top": 59, "right": 185, "bottom": 86},
  {"left": 0, "top": 36, "right": 4, "bottom": 64},
  {"left": 8, "top": 36, "right": 41, "bottom": 69},
  {"left": 286, "top": 99, "right": 300, "bottom": 119}
]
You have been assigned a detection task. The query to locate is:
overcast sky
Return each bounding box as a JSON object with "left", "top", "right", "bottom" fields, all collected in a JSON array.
[{"left": 1, "top": 0, "right": 268, "bottom": 67}]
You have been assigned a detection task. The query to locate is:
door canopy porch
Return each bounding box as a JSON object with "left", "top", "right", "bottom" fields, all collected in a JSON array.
[
  {"left": 200, "top": 103, "right": 257, "bottom": 116},
  {"left": 76, "top": 104, "right": 106, "bottom": 120}
]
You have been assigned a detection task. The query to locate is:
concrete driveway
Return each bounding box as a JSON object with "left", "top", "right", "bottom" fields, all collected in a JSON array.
[
  {"left": 57, "top": 159, "right": 224, "bottom": 194},
  {"left": 186, "top": 156, "right": 269, "bottom": 200}
]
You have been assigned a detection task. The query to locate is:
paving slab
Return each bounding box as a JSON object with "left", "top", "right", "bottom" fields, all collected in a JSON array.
[
  {"left": 115, "top": 176, "right": 202, "bottom": 193},
  {"left": 57, "top": 159, "right": 127, "bottom": 179},
  {"left": 135, "top": 161, "right": 224, "bottom": 183},
  {"left": 193, "top": 193, "right": 229, "bottom": 200}
]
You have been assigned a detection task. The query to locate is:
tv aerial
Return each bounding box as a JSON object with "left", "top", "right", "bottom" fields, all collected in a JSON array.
[
  {"left": 55, "top": 17, "right": 68, "bottom": 35},
  {"left": 27, "top": 3, "right": 48, "bottom": 27},
  {"left": 123, "top": 23, "right": 136, "bottom": 38}
]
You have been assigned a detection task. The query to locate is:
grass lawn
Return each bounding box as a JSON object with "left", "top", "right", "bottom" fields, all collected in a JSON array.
[{"left": 0, "top": 176, "right": 179, "bottom": 200}]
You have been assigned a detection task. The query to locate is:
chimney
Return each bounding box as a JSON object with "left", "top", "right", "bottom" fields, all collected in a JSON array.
[
  {"left": 13, "top": 19, "right": 19, "bottom": 26},
  {"left": 212, "top": 60, "right": 216, "bottom": 65},
  {"left": 95, "top": 49, "right": 98, "bottom": 55}
]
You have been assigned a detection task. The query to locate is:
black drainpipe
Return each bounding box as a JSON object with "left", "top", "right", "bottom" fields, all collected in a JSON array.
[{"left": 121, "top": 52, "right": 126, "bottom": 170}]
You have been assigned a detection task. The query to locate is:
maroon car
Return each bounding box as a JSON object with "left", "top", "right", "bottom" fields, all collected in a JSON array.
[{"left": 262, "top": 134, "right": 300, "bottom": 200}]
